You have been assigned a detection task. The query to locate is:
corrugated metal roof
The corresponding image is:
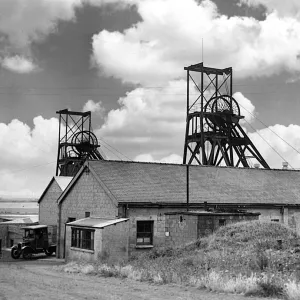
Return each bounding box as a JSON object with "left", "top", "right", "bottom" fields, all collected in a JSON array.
[
  {"left": 66, "top": 217, "right": 129, "bottom": 228},
  {"left": 55, "top": 176, "right": 73, "bottom": 191},
  {"left": 85, "top": 160, "right": 300, "bottom": 205}
]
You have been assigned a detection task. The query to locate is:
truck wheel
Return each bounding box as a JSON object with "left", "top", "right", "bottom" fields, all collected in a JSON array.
[
  {"left": 45, "top": 250, "right": 53, "bottom": 256},
  {"left": 22, "top": 248, "right": 33, "bottom": 259},
  {"left": 11, "top": 247, "right": 21, "bottom": 259}
]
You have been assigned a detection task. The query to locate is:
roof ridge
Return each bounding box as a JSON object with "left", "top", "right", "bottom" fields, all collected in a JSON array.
[{"left": 88, "top": 159, "right": 300, "bottom": 172}]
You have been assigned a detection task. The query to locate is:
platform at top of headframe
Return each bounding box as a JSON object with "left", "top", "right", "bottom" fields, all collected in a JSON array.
[
  {"left": 184, "top": 62, "right": 232, "bottom": 75},
  {"left": 56, "top": 109, "right": 91, "bottom": 117}
]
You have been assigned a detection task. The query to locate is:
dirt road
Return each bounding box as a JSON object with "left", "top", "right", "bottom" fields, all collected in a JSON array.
[{"left": 0, "top": 255, "right": 277, "bottom": 300}]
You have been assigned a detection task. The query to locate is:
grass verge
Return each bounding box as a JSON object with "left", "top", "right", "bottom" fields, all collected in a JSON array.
[{"left": 57, "top": 220, "right": 300, "bottom": 299}]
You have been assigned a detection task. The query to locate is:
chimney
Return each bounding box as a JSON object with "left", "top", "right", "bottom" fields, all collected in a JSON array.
[
  {"left": 254, "top": 164, "right": 260, "bottom": 169},
  {"left": 204, "top": 201, "right": 208, "bottom": 211},
  {"left": 282, "top": 162, "right": 288, "bottom": 170}
]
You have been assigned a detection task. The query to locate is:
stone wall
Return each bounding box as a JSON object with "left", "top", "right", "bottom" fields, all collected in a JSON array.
[
  {"left": 126, "top": 207, "right": 186, "bottom": 254},
  {"left": 58, "top": 171, "right": 118, "bottom": 258},
  {"left": 165, "top": 214, "right": 198, "bottom": 248}
]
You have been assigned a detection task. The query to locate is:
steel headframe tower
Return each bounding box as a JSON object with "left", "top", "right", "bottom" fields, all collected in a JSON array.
[
  {"left": 183, "top": 62, "right": 270, "bottom": 169},
  {"left": 56, "top": 109, "right": 105, "bottom": 176}
]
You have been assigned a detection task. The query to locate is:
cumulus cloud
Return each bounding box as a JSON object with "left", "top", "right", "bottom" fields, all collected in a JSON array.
[
  {"left": 96, "top": 76, "right": 260, "bottom": 164},
  {"left": 0, "top": 0, "right": 134, "bottom": 73},
  {"left": 91, "top": 0, "right": 300, "bottom": 85},
  {"left": 135, "top": 153, "right": 182, "bottom": 164},
  {"left": 0, "top": 0, "right": 83, "bottom": 49},
  {"left": 249, "top": 124, "right": 300, "bottom": 169},
  {"left": 96, "top": 80, "right": 186, "bottom": 160},
  {"left": 1, "top": 55, "right": 38, "bottom": 73},
  {"left": 233, "top": 92, "right": 256, "bottom": 124},
  {"left": 82, "top": 99, "right": 105, "bottom": 116},
  {"left": 240, "top": 0, "right": 300, "bottom": 18},
  {"left": 0, "top": 117, "right": 59, "bottom": 197}
]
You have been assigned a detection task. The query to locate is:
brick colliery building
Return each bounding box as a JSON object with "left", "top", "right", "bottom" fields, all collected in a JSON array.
[{"left": 38, "top": 160, "right": 300, "bottom": 262}]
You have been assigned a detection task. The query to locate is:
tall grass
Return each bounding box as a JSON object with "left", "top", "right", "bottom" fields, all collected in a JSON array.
[{"left": 57, "top": 221, "right": 300, "bottom": 299}]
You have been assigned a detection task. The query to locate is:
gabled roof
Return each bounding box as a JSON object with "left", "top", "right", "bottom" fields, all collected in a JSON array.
[
  {"left": 66, "top": 217, "right": 128, "bottom": 229},
  {"left": 88, "top": 160, "right": 300, "bottom": 205},
  {"left": 57, "top": 160, "right": 300, "bottom": 206},
  {"left": 38, "top": 176, "right": 73, "bottom": 203}
]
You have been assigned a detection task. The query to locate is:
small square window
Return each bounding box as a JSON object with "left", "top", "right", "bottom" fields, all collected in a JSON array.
[
  {"left": 219, "top": 219, "right": 226, "bottom": 226},
  {"left": 136, "top": 221, "right": 153, "bottom": 246},
  {"left": 85, "top": 212, "right": 90, "bottom": 218}
]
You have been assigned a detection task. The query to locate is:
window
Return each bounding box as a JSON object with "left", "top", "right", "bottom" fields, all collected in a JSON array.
[
  {"left": 85, "top": 212, "right": 90, "bottom": 218},
  {"left": 271, "top": 219, "right": 280, "bottom": 222},
  {"left": 71, "top": 228, "right": 94, "bottom": 250},
  {"left": 219, "top": 219, "right": 226, "bottom": 226},
  {"left": 136, "top": 221, "right": 153, "bottom": 246}
]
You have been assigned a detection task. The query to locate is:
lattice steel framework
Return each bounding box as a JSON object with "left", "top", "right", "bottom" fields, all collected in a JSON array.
[
  {"left": 183, "top": 62, "right": 270, "bottom": 169},
  {"left": 56, "top": 109, "right": 105, "bottom": 176}
]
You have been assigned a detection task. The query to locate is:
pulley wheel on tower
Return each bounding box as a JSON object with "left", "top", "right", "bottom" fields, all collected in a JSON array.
[
  {"left": 71, "top": 130, "right": 99, "bottom": 156},
  {"left": 204, "top": 95, "right": 241, "bottom": 130}
]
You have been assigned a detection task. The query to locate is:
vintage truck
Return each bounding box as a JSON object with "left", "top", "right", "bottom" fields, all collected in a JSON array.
[{"left": 11, "top": 225, "right": 57, "bottom": 259}]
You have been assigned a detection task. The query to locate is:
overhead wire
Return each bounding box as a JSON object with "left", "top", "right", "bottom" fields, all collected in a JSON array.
[
  {"left": 8, "top": 160, "right": 56, "bottom": 174},
  {"left": 237, "top": 102, "right": 295, "bottom": 169},
  {"left": 98, "top": 137, "right": 133, "bottom": 161},
  {"left": 89, "top": 124, "right": 133, "bottom": 161}
]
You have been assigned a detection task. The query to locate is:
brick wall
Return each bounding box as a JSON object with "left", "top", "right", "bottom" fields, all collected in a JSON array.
[
  {"left": 39, "top": 179, "right": 62, "bottom": 226},
  {"left": 58, "top": 172, "right": 118, "bottom": 258}
]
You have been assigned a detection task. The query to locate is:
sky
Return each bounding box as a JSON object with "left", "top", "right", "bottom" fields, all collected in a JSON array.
[{"left": 1, "top": 0, "right": 300, "bottom": 198}]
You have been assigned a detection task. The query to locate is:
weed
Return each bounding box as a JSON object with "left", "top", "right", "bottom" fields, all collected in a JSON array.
[
  {"left": 58, "top": 221, "right": 300, "bottom": 299},
  {"left": 284, "top": 280, "right": 300, "bottom": 300}
]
